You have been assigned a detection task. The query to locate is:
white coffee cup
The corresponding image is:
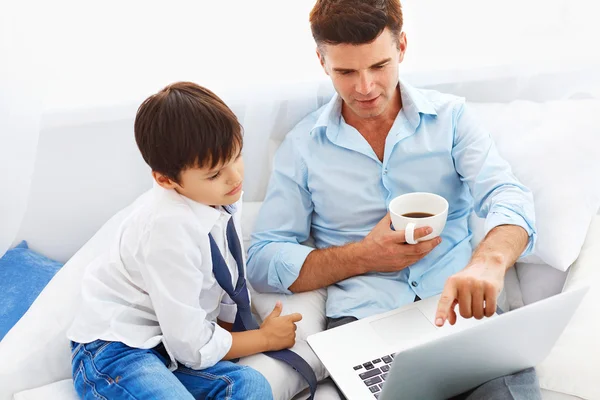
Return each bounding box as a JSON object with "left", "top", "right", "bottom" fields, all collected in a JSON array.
[{"left": 389, "top": 192, "right": 449, "bottom": 244}]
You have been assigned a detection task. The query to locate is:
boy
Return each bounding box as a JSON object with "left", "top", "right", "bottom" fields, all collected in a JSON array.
[{"left": 67, "top": 82, "right": 302, "bottom": 399}]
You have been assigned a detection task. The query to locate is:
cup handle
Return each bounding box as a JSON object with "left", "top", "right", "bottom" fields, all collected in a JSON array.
[{"left": 405, "top": 222, "right": 417, "bottom": 245}]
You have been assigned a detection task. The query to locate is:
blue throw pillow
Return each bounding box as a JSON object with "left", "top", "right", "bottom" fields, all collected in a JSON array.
[{"left": 0, "top": 241, "right": 63, "bottom": 340}]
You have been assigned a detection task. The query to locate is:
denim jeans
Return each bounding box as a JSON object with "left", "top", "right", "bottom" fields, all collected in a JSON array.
[{"left": 70, "top": 340, "right": 273, "bottom": 400}]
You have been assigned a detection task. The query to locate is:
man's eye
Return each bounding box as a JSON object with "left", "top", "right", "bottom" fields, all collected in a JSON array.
[
  {"left": 373, "top": 64, "right": 386, "bottom": 70},
  {"left": 339, "top": 71, "right": 352, "bottom": 76}
]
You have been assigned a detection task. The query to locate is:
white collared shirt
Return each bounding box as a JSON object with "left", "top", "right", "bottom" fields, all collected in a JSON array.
[{"left": 67, "top": 185, "right": 245, "bottom": 370}]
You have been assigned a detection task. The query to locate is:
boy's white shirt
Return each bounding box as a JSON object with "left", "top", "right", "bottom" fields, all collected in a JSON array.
[{"left": 67, "top": 184, "right": 246, "bottom": 370}]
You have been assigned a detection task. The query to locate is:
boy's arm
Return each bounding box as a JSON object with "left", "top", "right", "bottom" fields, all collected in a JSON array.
[
  {"left": 223, "top": 301, "right": 302, "bottom": 360},
  {"left": 224, "top": 330, "right": 269, "bottom": 359},
  {"left": 135, "top": 216, "right": 234, "bottom": 370}
]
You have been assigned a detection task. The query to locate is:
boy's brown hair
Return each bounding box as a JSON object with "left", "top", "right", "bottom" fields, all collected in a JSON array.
[
  {"left": 134, "top": 82, "right": 243, "bottom": 184},
  {"left": 309, "top": 0, "right": 403, "bottom": 49}
]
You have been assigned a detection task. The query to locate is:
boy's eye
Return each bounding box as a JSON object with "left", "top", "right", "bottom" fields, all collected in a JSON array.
[{"left": 208, "top": 171, "right": 221, "bottom": 180}]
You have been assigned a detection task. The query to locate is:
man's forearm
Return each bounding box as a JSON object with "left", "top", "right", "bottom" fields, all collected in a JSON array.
[
  {"left": 471, "top": 224, "right": 529, "bottom": 270},
  {"left": 288, "top": 242, "right": 368, "bottom": 292}
]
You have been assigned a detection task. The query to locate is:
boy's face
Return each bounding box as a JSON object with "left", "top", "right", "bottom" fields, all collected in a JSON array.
[{"left": 153, "top": 151, "right": 244, "bottom": 206}]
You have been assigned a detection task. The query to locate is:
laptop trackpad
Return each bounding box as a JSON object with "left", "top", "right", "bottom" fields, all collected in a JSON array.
[{"left": 370, "top": 308, "right": 438, "bottom": 347}]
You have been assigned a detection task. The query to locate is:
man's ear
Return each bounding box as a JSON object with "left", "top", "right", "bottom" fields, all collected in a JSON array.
[
  {"left": 152, "top": 171, "right": 178, "bottom": 190},
  {"left": 398, "top": 32, "right": 408, "bottom": 63},
  {"left": 316, "top": 47, "right": 329, "bottom": 76}
]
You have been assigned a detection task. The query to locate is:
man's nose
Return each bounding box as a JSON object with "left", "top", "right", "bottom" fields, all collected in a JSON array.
[{"left": 356, "top": 71, "right": 374, "bottom": 95}]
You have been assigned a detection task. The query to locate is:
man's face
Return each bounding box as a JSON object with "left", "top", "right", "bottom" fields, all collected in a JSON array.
[
  {"left": 318, "top": 28, "right": 407, "bottom": 120},
  {"left": 153, "top": 150, "right": 245, "bottom": 206}
]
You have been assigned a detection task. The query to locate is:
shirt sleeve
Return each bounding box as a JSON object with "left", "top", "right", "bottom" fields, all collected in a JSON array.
[
  {"left": 135, "top": 215, "right": 232, "bottom": 369},
  {"left": 247, "top": 134, "right": 315, "bottom": 293},
  {"left": 452, "top": 103, "right": 537, "bottom": 256}
]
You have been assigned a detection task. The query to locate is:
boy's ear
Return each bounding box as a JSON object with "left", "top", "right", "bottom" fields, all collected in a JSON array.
[{"left": 152, "top": 171, "right": 178, "bottom": 190}]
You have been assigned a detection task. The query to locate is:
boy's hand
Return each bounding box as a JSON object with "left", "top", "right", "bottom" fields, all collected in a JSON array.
[{"left": 259, "top": 301, "right": 302, "bottom": 351}]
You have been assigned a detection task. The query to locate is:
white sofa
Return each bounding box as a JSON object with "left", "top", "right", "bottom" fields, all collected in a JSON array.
[{"left": 1, "top": 65, "right": 599, "bottom": 400}]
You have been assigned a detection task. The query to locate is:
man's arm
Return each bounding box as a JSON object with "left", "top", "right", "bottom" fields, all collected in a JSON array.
[
  {"left": 435, "top": 224, "right": 528, "bottom": 326},
  {"left": 248, "top": 134, "right": 440, "bottom": 294},
  {"left": 289, "top": 214, "right": 439, "bottom": 292},
  {"left": 435, "top": 103, "right": 537, "bottom": 325}
]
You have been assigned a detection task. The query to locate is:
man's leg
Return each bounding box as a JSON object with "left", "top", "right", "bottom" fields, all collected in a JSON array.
[
  {"left": 326, "top": 296, "right": 421, "bottom": 330},
  {"left": 449, "top": 368, "right": 542, "bottom": 400},
  {"left": 326, "top": 316, "right": 359, "bottom": 330}
]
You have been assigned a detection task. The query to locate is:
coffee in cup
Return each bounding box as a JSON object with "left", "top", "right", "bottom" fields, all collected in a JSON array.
[{"left": 389, "top": 192, "right": 449, "bottom": 244}]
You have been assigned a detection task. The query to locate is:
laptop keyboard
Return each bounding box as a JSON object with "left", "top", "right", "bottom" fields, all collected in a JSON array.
[{"left": 353, "top": 353, "right": 395, "bottom": 398}]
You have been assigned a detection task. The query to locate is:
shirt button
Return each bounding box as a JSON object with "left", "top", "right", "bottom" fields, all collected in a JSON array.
[
  {"left": 411, "top": 281, "right": 418, "bottom": 287},
  {"left": 383, "top": 169, "right": 388, "bottom": 175}
]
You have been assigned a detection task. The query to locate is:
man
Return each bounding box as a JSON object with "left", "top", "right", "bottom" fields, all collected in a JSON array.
[{"left": 248, "top": 0, "right": 539, "bottom": 398}]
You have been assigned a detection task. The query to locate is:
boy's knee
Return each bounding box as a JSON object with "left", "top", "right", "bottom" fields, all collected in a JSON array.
[{"left": 242, "top": 367, "right": 273, "bottom": 399}]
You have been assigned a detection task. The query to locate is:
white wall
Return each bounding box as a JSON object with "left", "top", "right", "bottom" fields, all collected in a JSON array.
[
  {"left": 1, "top": 0, "right": 599, "bottom": 256},
  {"left": 35, "top": 0, "right": 600, "bottom": 111}
]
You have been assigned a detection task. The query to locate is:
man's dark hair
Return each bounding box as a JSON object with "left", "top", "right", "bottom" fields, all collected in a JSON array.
[
  {"left": 309, "top": 0, "right": 403, "bottom": 49},
  {"left": 134, "top": 82, "right": 242, "bottom": 184}
]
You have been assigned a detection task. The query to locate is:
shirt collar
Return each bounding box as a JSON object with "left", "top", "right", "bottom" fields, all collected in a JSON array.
[
  {"left": 182, "top": 196, "right": 234, "bottom": 232},
  {"left": 310, "top": 78, "right": 437, "bottom": 137},
  {"left": 153, "top": 183, "right": 233, "bottom": 232},
  {"left": 399, "top": 80, "right": 437, "bottom": 130}
]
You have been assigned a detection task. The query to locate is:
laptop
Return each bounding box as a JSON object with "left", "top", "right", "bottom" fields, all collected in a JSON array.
[{"left": 307, "top": 287, "right": 588, "bottom": 400}]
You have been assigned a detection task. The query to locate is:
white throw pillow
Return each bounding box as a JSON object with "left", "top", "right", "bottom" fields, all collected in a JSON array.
[
  {"left": 536, "top": 215, "right": 600, "bottom": 399},
  {"left": 467, "top": 99, "right": 600, "bottom": 271},
  {"left": 242, "top": 288, "right": 329, "bottom": 400},
  {"left": 515, "top": 262, "right": 568, "bottom": 305}
]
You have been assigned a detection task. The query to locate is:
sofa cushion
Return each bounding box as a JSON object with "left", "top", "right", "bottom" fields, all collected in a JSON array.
[
  {"left": 13, "top": 379, "right": 77, "bottom": 400},
  {"left": 515, "top": 262, "right": 568, "bottom": 305},
  {"left": 536, "top": 215, "right": 600, "bottom": 399},
  {"left": 0, "top": 197, "right": 143, "bottom": 399},
  {"left": 247, "top": 288, "right": 329, "bottom": 399},
  {"left": 0, "top": 241, "right": 63, "bottom": 340},
  {"left": 468, "top": 99, "right": 600, "bottom": 271}
]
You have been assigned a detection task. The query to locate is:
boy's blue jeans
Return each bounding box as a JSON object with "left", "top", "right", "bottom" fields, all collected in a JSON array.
[{"left": 70, "top": 340, "right": 273, "bottom": 400}]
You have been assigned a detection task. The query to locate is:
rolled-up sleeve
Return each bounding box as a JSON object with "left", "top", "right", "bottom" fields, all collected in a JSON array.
[
  {"left": 137, "top": 216, "right": 232, "bottom": 369},
  {"left": 247, "top": 135, "right": 315, "bottom": 293},
  {"left": 452, "top": 103, "right": 537, "bottom": 256}
]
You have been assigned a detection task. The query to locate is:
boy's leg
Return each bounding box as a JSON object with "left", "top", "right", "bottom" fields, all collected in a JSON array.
[
  {"left": 174, "top": 361, "right": 273, "bottom": 400},
  {"left": 71, "top": 340, "right": 194, "bottom": 400}
]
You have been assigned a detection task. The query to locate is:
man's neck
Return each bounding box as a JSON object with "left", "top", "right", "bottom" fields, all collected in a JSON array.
[{"left": 342, "top": 85, "right": 402, "bottom": 136}]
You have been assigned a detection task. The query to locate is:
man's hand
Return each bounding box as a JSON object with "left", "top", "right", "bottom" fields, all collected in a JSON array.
[
  {"left": 288, "top": 213, "right": 442, "bottom": 293},
  {"left": 434, "top": 260, "right": 505, "bottom": 326},
  {"left": 361, "top": 213, "right": 442, "bottom": 273},
  {"left": 434, "top": 225, "right": 529, "bottom": 327}
]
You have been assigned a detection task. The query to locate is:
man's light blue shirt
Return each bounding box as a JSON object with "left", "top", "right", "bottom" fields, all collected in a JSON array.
[{"left": 247, "top": 80, "right": 536, "bottom": 320}]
